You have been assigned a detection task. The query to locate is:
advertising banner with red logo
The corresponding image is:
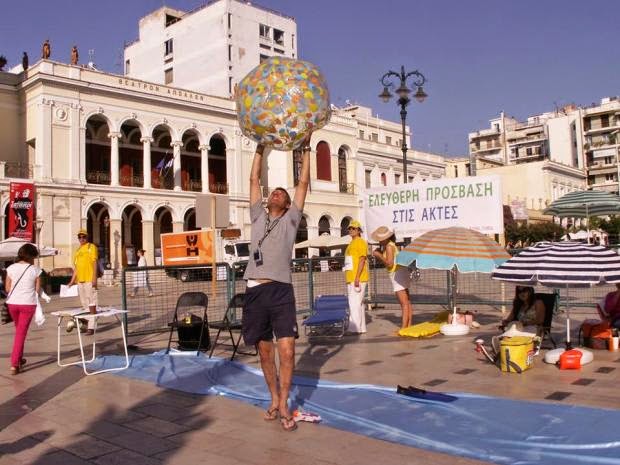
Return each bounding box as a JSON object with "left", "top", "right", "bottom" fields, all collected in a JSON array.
[
  {"left": 9, "top": 182, "right": 35, "bottom": 241},
  {"left": 160, "top": 230, "right": 214, "bottom": 266}
]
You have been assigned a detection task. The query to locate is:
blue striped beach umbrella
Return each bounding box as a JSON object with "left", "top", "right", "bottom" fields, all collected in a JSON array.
[
  {"left": 491, "top": 241, "right": 620, "bottom": 285},
  {"left": 491, "top": 241, "right": 620, "bottom": 348},
  {"left": 396, "top": 227, "right": 510, "bottom": 273},
  {"left": 543, "top": 190, "right": 620, "bottom": 218}
]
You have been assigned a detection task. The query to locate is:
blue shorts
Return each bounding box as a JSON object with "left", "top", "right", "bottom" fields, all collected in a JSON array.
[{"left": 242, "top": 281, "right": 298, "bottom": 345}]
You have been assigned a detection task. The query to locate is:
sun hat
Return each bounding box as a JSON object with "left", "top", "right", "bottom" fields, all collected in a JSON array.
[
  {"left": 371, "top": 226, "right": 394, "bottom": 242},
  {"left": 77, "top": 228, "right": 88, "bottom": 237},
  {"left": 348, "top": 220, "right": 363, "bottom": 231}
]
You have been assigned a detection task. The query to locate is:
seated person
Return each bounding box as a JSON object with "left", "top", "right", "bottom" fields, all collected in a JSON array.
[
  {"left": 500, "top": 285, "right": 546, "bottom": 334},
  {"left": 597, "top": 284, "right": 620, "bottom": 328}
]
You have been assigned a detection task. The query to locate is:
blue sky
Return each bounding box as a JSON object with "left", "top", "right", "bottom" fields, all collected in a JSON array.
[{"left": 2, "top": 0, "right": 619, "bottom": 156}]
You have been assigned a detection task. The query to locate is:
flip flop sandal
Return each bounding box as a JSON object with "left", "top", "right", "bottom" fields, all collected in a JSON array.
[
  {"left": 280, "top": 415, "right": 298, "bottom": 432},
  {"left": 263, "top": 407, "right": 279, "bottom": 421}
]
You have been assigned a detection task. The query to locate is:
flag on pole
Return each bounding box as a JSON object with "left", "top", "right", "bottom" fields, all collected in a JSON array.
[{"left": 156, "top": 153, "right": 174, "bottom": 177}]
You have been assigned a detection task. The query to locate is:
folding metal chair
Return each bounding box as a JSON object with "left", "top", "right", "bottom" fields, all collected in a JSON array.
[
  {"left": 208, "top": 293, "right": 257, "bottom": 360},
  {"left": 166, "top": 292, "right": 210, "bottom": 354},
  {"left": 302, "top": 294, "right": 349, "bottom": 338}
]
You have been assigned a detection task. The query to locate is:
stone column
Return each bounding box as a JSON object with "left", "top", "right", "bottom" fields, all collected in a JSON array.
[
  {"left": 141, "top": 136, "right": 153, "bottom": 189},
  {"left": 109, "top": 218, "right": 123, "bottom": 275},
  {"left": 199, "top": 144, "right": 210, "bottom": 193},
  {"left": 307, "top": 225, "right": 320, "bottom": 258},
  {"left": 69, "top": 103, "right": 82, "bottom": 181},
  {"left": 37, "top": 98, "right": 53, "bottom": 180},
  {"left": 172, "top": 221, "right": 184, "bottom": 233},
  {"left": 109, "top": 132, "right": 121, "bottom": 187},
  {"left": 142, "top": 220, "right": 155, "bottom": 265},
  {"left": 78, "top": 126, "right": 87, "bottom": 183},
  {"left": 171, "top": 141, "right": 182, "bottom": 191}
]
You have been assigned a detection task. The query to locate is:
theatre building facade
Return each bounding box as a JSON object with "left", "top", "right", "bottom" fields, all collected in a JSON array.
[{"left": 0, "top": 60, "right": 445, "bottom": 272}]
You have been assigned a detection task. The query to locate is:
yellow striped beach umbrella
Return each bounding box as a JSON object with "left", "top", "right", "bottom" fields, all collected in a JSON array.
[{"left": 396, "top": 227, "right": 510, "bottom": 273}]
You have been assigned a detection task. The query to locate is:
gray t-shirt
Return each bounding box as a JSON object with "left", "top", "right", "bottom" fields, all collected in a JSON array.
[{"left": 243, "top": 200, "right": 302, "bottom": 284}]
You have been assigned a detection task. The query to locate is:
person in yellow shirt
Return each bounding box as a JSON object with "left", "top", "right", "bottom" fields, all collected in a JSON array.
[
  {"left": 344, "top": 220, "right": 368, "bottom": 334},
  {"left": 67, "top": 228, "right": 98, "bottom": 335},
  {"left": 371, "top": 226, "right": 413, "bottom": 331}
]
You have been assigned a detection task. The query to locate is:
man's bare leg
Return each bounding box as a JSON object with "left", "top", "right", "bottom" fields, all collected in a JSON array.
[
  {"left": 276, "top": 336, "right": 295, "bottom": 419},
  {"left": 258, "top": 340, "right": 280, "bottom": 417}
]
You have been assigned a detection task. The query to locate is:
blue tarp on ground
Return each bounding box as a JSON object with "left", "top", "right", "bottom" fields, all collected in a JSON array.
[{"left": 96, "top": 353, "right": 620, "bottom": 465}]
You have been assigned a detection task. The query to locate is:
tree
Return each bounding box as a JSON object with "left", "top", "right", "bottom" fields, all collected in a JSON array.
[
  {"left": 0, "top": 55, "right": 7, "bottom": 71},
  {"left": 598, "top": 215, "right": 620, "bottom": 244},
  {"left": 505, "top": 220, "right": 565, "bottom": 246}
]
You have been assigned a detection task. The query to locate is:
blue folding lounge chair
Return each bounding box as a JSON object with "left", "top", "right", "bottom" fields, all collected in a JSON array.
[{"left": 302, "top": 295, "right": 349, "bottom": 337}]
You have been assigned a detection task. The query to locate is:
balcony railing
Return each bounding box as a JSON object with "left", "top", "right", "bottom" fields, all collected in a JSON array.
[
  {"left": 210, "top": 182, "right": 229, "bottom": 194},
  {"left": 2, "top": 162, "right": 33, "bottom": 179},
  {"left": 339, "top": 182, "right": 355, "bottom": 194},
  {"left": 152, "top": 175, "right": 173, "bottom": 190},
  {"left": 471, "top": 143, "right": 502, "bottom": 153},
  {"left": 86, "top": 170, "right": 228, "bottom": 193},
  {"left": 120, "top": 174, "right": 143, "bottom": 187},
  {"left": 181, "top": 179, "right": 202, "bottom": 192},
  {"left": 86, "top": 170, "right": 111, "bottom": 185},
  {"left": 188, "top": 179, "right": 202, "bottom": 192}
]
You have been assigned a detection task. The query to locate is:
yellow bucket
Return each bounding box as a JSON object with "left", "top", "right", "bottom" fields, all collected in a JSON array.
[{"left": 499, "top": 336, "right": 535, "bottom": 373}]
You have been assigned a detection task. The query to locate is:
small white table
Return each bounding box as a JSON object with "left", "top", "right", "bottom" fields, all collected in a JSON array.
[{"left": 51, "top": 307, "right": 129, "bottom": 376}]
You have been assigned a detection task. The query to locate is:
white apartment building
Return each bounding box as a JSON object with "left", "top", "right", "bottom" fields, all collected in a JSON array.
[
  {"left": 466, "top": 103, "right": 618, "bottom": 219},
  {"left": 469, "top": 107, "right": 583, "bottom": 171},
  {"left": 124, "top": 0, "right": 297, "bottom": 98},
  {"left": 470, "top": 99, "right": 620, "bottom": 193},
  {"left": 443, "top": 157, "right": 471, "bottom": 178},
  {"left": 582, "top": 97, "right": 620, "bottom": 193}
]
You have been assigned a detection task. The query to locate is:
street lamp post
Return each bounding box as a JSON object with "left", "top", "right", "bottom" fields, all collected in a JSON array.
[{"left": 379, "top": 65, "right": 427, "bottom": 182}]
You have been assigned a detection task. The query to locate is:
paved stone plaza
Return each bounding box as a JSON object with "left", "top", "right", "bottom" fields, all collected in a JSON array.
[{"left": 1, "top": 286, "right": 618, "bottom": 465}]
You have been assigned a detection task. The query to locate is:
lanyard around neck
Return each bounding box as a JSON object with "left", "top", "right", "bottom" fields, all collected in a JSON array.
[{"left": 258, "top": 213, "right": 283, "bottom": 249}]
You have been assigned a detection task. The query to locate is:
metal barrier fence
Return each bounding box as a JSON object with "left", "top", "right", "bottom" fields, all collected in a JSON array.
[
  {"left": 122, "top": 256, "right": 612, "bottom": 336},
  {"left": 122, "top": 263, "right": 234, "bottom": 336}
]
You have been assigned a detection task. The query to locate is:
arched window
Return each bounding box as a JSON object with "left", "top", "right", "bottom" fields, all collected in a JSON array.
[
  {"left": 316, "top": 141, "right": 331, "bottom": 181},
  {"left": 208, "top": 136, "right": 228, "bottom": 194},
  {"left": 181, "top": 130, "right": 201, "bottom": 192},
  {"left": 340, "top": 217, "right": 352, "bottom": 236},
  {"left": 184, "top": 208, "right": 196, "bottom": 231},
  {"left": 295, "top": 216, "right": 308, "bottom": 258},
  {"left": 85, "top": 115, "right": 111, "bottom": 186},
  {"left": 318, "top": 216, "right": 331, "bottom": 235},
  {"left": 381, "top": 172, "right": 387, "bottom": 186},
  {"left": 119, "top": 121, "right": 142, "bottom": 187},
  {"left": 318, "top": 216, "right": 331, "bottom": 257},
  {"left": 338, "top": 146, "right": 347, "bottom": 192},
  {"left": 152, "top": 125, "right": 174, "bottom": 190}
]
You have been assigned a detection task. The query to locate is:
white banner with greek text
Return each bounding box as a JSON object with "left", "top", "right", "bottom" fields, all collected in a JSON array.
[{"left": 363, "top": 175, "right": 503, "bottom": 239}]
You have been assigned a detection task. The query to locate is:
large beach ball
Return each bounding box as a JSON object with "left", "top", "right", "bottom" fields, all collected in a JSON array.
[{"left": 236, "top": 57, "right": 331, "bottom": 151}]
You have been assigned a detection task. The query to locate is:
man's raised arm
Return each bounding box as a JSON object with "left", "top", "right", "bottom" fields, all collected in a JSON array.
[
  {"left": 249, "top": 144, "right": 265, "bottom": 206},
  {"left": 293, "top": 137, "right": 312, "bottom": 210}
]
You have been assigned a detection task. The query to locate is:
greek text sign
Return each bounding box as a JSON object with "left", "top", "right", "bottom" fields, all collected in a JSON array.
[{"left": 363, "top": 175, "right": 503, "bottom": 238}]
